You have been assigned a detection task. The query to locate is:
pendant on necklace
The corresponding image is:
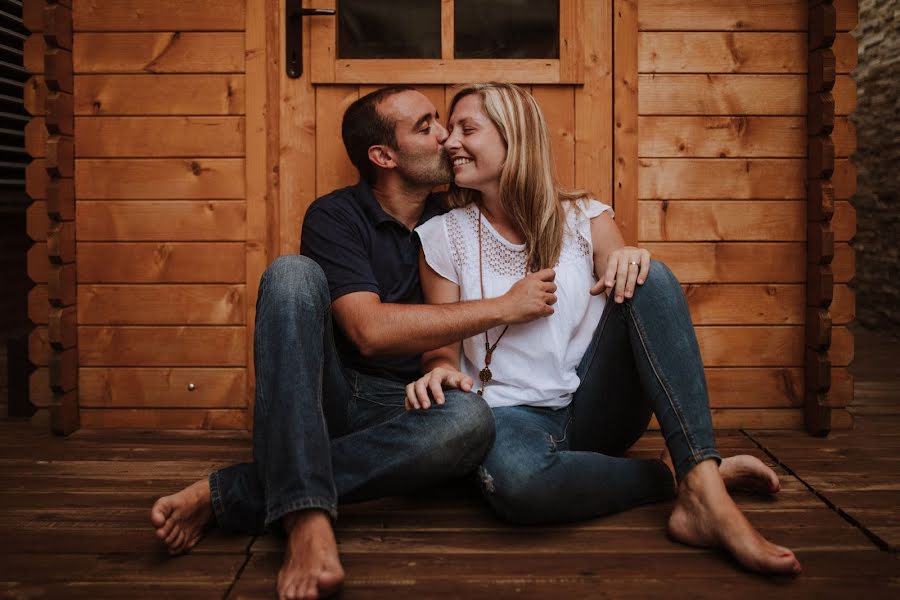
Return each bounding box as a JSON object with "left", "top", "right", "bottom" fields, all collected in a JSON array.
[{"left": 479, "top": 367, "right": 493, "bottom": 383}]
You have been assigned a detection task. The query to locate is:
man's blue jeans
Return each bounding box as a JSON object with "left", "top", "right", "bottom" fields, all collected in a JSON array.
[
  {"left": 209, "top": 256, "right": 495, "bottom": 534},
  {"left": 478, "top": 260, "right": 721, "bottom": 524}
]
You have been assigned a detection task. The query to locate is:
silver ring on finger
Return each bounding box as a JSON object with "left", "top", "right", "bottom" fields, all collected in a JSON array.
[{"left": 628, "top": 260, "right": 639, "bottom": 267}]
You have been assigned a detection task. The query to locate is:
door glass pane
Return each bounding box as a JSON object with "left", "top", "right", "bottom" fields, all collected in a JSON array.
[
  {"left": 455, "top": 0, "right": 559, "bottom": 59},
  {"left": 338, "top": 0, "right": 441, "bottom": 59}
]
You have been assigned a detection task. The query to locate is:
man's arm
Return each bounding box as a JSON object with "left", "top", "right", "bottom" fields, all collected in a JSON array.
[{"left": 332, "top": 250, "right": 557, "bottom": 357}]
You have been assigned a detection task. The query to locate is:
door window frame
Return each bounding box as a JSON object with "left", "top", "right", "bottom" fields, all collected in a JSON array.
[{"left": 309, "top": 0, "right": 584, "bottom": 84}]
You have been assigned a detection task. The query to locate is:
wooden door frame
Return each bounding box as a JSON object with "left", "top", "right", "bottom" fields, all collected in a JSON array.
[{"left": 248, "top": 0, "right": 634, "bottom": 430}]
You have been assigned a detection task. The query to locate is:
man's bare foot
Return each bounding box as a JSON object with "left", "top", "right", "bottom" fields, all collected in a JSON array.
[
  {"left": 659, "top": 449, "right": 780, "bottom": 495},
  {"left": 150, "top": 478, "right": 213, "bottom": 555},
  {"left": 278, "top": 509, "right": 345, "bottom": 600},
  {"left": 667, "top": 460, "right": 802, "bottom": 575}
]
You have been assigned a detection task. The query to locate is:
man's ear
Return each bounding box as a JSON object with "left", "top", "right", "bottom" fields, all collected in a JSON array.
[{"left": 367, "top": 145, "right": 396, "bottom": 171}]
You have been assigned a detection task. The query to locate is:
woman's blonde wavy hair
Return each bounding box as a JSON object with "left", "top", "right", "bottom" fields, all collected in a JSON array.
[{"left": 446, "top": 82, "right": 590, "bottom": 271}]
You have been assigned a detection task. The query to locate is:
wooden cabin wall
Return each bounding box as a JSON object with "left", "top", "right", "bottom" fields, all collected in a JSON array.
[
  {"left": 634, "top": 0, "right": 858, "bottom": 429},
  {"left": 22, "top": 1, "right": 860, "bottom": 431},
  {"left": 28, "top": 0, "right": 254, "bottom": 429}
]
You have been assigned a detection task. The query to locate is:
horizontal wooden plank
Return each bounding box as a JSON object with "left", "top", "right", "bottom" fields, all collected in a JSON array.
[
  {"left": 75, "top": 160, "right": 245, "bottom": 199},
  {"left": 832, "top": 117, "right": 856, "bottom": 158},
  {"left": 639, "top": 32, "right": 857, "bottom": 74},
  {"left": 76, "top": 201, "right": 246, "bottom": 241},
  {"left": 28, "top": 285, "right": 49, "bottom": 325},
  {"left": 647, "top": 243, "right": 805, "bottom": 283},
  {"left": 24, "top": 76, "right": 47, "bottom": 116},
  {"left": 75, "top": 117, "right": 244, "bottom": 157},
  {"left": 73, "top": 0, "right": 245, "bottom": 31},
  {"left": 75, "top": 75, "right": 245, "bottom": 115},
  {"left": 29, "top": 327, "right": 49, "bottom": 366},
  {"left": 831, "top": 326, "right": 854, "bottom": 367},
  {"left": 833, "top": 75, "right": 857, "bottom": 115},
  {"left": 23, "top": 34, "right": 44, "bottom": 74},
  {"left": 79, "top": 368, "right": 246, "bottom": 408},
  {"left": 832, "top": 284, "right": 855, "bottom": 325},
  {"left": 79, "top": 326, "right": 246, "bottom": 366},
  {"left": 25, "top": 118, "right": 47, "bottom": 158},
  {"left": 640, "top": 31, "right": 809, "bottom": 73},
  {"left": 705, "top": 367, "right": 801, "bottom": 407},
  {"left": 696, "top": 326, "right": 804, "bottom": 367},
  {"left": 77, "top": 285, "right": 245, "bottom": 325},
  {"left": 833, "top": 159, "right": 857, "bottom": 199},
  {"left": 640, "top": 200, "right": 805, "bottom": 241},
  {"left": 27, "top": 243, "right": 48, "bottom": 283},
  {"left": 833, "top": 201, "right": 856, "bottom": 242},
  {"left": 74, "top": 33, "right": 244, "bottom": 73},
  {"left": 638, "top": 0, "right": 857, "bottom": 32},
  {"left": 829, "top": 367, "right": 854, "bottom": 407},
  {"left": 833, "top": 32, "right": 859, "bottom": 72},
  {"left": 26, "top": 160, "right": 48, "bottom": 200},
  {"left": 639, "top": 116, "right": 806, "bottom": 158},
  {"left": 78, "top": 409, "right": 247, "bottom": 429},
  {"left": 683, "top": 284, "right": 802, "bottom": 325},
  {"left": 332, "top": 59, "right": 562, "bottom": 84},
  {"left": 833, "top": 242, "right": 854, "bottom": 284},
  {"left": 639, "top": 159, "right": 804, "bottom": 199},
  {"left": 26, "top": 201, "right": 48, "bottom": 242},
  {"left": 639, "top": 75, "right": 855, "bottom": 115},
  {"left": 28, "top": 368, "right": 52, "bottom": 407},
  {"left": 638, "top": 116, "right": 855, "bottom": 158},
  {"left": 77, "top": 243, "right": 245, "bottom": 283}
]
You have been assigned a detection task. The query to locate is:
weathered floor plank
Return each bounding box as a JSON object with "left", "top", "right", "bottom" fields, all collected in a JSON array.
[{"left": 1, "top": 327, "right": 898, "bottom": 598}]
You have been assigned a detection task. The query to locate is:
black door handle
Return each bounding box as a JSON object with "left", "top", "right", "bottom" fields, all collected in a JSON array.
[{"left": 287, "top": 4, "right": 336, "bottom": 78}]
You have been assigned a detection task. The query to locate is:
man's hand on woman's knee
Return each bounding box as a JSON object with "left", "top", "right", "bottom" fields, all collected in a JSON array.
[{"left": 405, "top": 367, "right": 474, "bottom": 411}]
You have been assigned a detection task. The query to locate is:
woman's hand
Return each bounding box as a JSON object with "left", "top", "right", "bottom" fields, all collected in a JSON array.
[
  {"left": 590, "top": 246, "right": 651, "bottom": 303},
  {"left": 405, "top": 367, "right": 474, "bottom": 410}
]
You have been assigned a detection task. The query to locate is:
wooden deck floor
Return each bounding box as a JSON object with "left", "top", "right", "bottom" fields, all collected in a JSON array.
[{"left": 1, "top": 328, "right": 898, "bottom": 599}]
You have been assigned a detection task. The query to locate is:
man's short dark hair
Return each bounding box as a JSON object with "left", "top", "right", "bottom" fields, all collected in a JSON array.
[{"left": 341, "top": 85, "right": 417, "bottom": 184}]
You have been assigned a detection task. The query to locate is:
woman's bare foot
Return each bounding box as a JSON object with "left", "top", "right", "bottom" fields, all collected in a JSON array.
[
  {"left": 720, "top": 455, "right": 781, "bottom": 494},
  {"left": 659, "top": 449, "right": 780, "bottom": 495},
  {"left": 667, "top": 460, "right": 802, "bottom": 575},
  {"left": 150, "top": 478, "right": 213, "bottom": 555},
  {"left": 278, "top": 509, "right": 345, "bottom": 600}
]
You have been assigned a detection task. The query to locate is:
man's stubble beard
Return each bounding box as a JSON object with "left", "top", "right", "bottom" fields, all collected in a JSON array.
[{"left": 397, "top": 146, "right": 453, "bottom": 187}]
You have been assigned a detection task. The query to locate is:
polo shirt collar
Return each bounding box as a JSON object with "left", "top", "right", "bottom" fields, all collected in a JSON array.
[{"left": 354, "top": 180, "right": 443, "bottom": 229}]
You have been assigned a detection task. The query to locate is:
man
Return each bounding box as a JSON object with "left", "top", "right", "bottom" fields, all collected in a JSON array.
[{"left": 150, "top": 86, "right": 559, "bottom": 600}]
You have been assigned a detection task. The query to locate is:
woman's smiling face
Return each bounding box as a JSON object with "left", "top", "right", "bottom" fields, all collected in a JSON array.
[{"left": 444, "top": 93, "right": 507, "bottom": 194}]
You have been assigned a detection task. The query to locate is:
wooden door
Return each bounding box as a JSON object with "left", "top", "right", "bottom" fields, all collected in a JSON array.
[
  {"left": 273, "top": 0, "right": 612, "bottom": 256},
  {"left": 245, "top": 0, "right": 615, "bottom": 426}
]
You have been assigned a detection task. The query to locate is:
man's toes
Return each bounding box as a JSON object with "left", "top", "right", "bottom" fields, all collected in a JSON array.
[
  {"left": 156, "top": 517, "right": 177, "bottom": 540},
  {"left": 150, "top": 501, "right": 169, "bottom": 527},
  {"left": 170, "top": 530, "right": 187, "bottom": 553},
  {"left": 163, "top": 524, "right": 181, "bottom": 546}
]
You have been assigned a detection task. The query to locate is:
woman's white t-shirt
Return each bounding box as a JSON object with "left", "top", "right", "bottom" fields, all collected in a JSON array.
[{"left": 415, "top": 199, "right": 613, "bottom": 409}]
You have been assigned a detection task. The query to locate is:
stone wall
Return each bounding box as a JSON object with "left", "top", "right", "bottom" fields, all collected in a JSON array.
[{"left": 851, "top": 0, "right": 900, "bottom": 336}]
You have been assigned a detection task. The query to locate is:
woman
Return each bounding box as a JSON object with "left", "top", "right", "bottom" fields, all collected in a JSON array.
[{"left": 408, "top": 83, "right": 801, "bottom": 575}]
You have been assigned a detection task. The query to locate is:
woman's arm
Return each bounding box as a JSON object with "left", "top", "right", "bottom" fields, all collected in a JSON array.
[
  {"left": 405, "top": 250, "right": 475, "bottom": 410},
  {"left": 588, "top": 211, "right": 652, "bottom": 303}
]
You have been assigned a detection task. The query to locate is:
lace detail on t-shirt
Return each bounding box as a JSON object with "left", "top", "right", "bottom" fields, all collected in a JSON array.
[{"left": 444, "top": 203, "right": 591, "bottom": 279}]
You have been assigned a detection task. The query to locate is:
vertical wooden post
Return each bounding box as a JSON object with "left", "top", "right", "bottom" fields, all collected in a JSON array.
[
  {"left": 805, "top": 0, "right": 837, "bottom": 436},
  {"left": 42, "top": 0, "right": 78, "bottom": 434},
  {"left": 613, "top": 0, "right": 638, "bottom": 246}
]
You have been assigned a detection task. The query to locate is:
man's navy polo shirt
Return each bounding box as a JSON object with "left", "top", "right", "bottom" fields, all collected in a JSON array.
[{"left": 300, "top": 180, "right": 444, "bottom": 382}]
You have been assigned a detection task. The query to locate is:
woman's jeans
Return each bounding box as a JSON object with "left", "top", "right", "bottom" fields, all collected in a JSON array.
[
  {"left": 208, "top": 255, "right": 495, "bottom": 534},
  {"left": 479, "top": 260, "right": 721, "bottom": 524}
]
